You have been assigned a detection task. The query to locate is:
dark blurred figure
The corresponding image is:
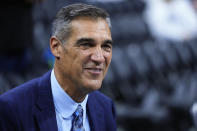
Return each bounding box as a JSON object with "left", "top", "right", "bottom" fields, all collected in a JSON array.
[
  {"left": 0, "top": 0, "right": 44, "bottom": 72},
  {"left": 0, "top": 0, "right": 45, "bottom": 94}
]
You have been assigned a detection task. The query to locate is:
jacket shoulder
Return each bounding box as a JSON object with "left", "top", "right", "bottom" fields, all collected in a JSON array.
[
  {"left": 0, "top": 71, "right": 51, "bottom": 103},
  {"left": 0, "top": 77, "right": 41, "bottom": 131},
  {"left": 0, "top": 77, "right": 40, "bottom": 104}
]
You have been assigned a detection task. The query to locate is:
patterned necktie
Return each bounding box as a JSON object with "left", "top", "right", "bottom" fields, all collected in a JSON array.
[{"left": 71, "top": 105, "right": 85, "bottom": 131}]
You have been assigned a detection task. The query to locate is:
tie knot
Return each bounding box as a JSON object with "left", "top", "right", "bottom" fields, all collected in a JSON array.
[{"left": 73, "top": 105, "right": 83, "bottom": 117}]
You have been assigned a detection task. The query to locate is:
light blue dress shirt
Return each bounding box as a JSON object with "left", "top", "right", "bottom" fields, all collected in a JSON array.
[{"left": 51, "top": 69, "right": 90, "bottom": 131}]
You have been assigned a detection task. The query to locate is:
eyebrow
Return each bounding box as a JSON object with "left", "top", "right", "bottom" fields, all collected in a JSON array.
[
  {"left": 75, "top": 38, "right": 113, "bottom": 45},
  {"left": 75, "top": 38, "right": 95, "bottom": 45},
  {"left": 104, "top": 39, "right": 113, "bottom": 45}
]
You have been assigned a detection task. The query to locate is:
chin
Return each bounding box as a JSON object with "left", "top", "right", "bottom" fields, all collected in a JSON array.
[{"left": 84, "top": 80, "right": 102, "bottom": 92}]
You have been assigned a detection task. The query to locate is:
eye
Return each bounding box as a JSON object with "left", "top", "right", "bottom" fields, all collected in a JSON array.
[
  {"left": 102, "top": 43, "right": 112, "bottom": 52},
  {"left": 80, "top": 43, "right": 93, "bottom": 48}
]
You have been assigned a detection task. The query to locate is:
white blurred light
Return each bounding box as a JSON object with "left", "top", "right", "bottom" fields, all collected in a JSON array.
[{"left": 87, "top": 0, "right": 124, "bottom": 2}]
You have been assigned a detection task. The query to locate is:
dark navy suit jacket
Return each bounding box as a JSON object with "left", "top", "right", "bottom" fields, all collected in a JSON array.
[{"left": 0, "top": 71, "right": 116, "bottom": 131}]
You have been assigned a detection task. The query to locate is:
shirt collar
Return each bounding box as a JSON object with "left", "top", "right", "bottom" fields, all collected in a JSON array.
[{"left": 51, "top": 69, "right": 88, "bottom": 120}]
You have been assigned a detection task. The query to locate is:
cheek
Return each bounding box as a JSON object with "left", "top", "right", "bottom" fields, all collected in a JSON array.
[
  {"left": 79, "top": 50, "right": 91, "bottom": 64},
  {"left": 105, "top": 53, "right": 112, "bottom": 66},
  {"left": 61, "top": 50, "right": 80, "bottom": 72},
  {"left": 103, "top": 53, "right": 112, "bottom": 76},
  {"left": 72, "top": 51, "right": 89, "bottom": 72}
]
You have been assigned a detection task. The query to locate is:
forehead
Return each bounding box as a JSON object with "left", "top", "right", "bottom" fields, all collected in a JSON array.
[{"left": 69, "top": 17, "right": 112, "bottom": 40}]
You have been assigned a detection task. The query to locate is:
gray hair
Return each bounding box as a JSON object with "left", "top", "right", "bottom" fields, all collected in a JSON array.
[{"left": 52, "top": 3, "right": 111, "bottom": 43}]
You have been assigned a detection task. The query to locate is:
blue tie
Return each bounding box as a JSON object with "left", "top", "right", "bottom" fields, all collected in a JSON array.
[{"left": 71, "top": 105, "right": 85, "bottom": 131}]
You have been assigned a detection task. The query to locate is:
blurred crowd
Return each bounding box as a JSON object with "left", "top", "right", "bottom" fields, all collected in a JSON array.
[{"left": 1, "top": 0, "right": 197, "bottom": 130}]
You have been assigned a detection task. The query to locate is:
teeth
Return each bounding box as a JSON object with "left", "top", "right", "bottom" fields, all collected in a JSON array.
[
  {"left": 92, "top": 69, "right": 101, "bottom": 71},
  {"left": 87, "top": 68, "right": 102, "bottom": 72}
]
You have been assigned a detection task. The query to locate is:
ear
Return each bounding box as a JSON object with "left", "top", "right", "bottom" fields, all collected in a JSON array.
[{"left": 50, "top": 36, "right": 61, "bottom": 59}]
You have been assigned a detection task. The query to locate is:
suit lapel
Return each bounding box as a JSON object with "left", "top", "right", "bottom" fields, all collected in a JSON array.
[
  {"left": 87, "top": 92, "right": 105, "bottom": 131},
  {"left": 34, "top": 71, "right": 58, "bottom": 131}
]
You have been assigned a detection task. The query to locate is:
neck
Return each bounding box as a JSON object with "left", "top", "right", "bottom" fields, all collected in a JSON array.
[{"left": 53, "top": 65, "right": 87, "bottom": 103}]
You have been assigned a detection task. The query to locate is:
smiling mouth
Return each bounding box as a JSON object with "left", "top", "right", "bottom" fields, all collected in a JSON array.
[{"left": 84, "top": 68, "right": 103, "bottom": 75}]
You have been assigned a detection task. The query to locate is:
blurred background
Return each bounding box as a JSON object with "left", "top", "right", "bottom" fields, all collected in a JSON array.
[{"left": 1, "top": 0, "right": 197, "bottom": 130}]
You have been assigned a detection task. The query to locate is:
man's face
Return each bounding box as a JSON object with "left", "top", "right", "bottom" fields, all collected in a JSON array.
[{"left": 57, "top": 17, "right": 112, "bottom": 93}]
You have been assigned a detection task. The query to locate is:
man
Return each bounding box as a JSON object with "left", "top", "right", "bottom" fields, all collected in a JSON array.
[{"left": 0, "top": 3, "right": 116, "bottom": 131}]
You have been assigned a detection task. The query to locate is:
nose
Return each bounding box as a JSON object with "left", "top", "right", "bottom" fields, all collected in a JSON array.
[{"left": 91, "top": 47, "right": 105, "bottom": 64}]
